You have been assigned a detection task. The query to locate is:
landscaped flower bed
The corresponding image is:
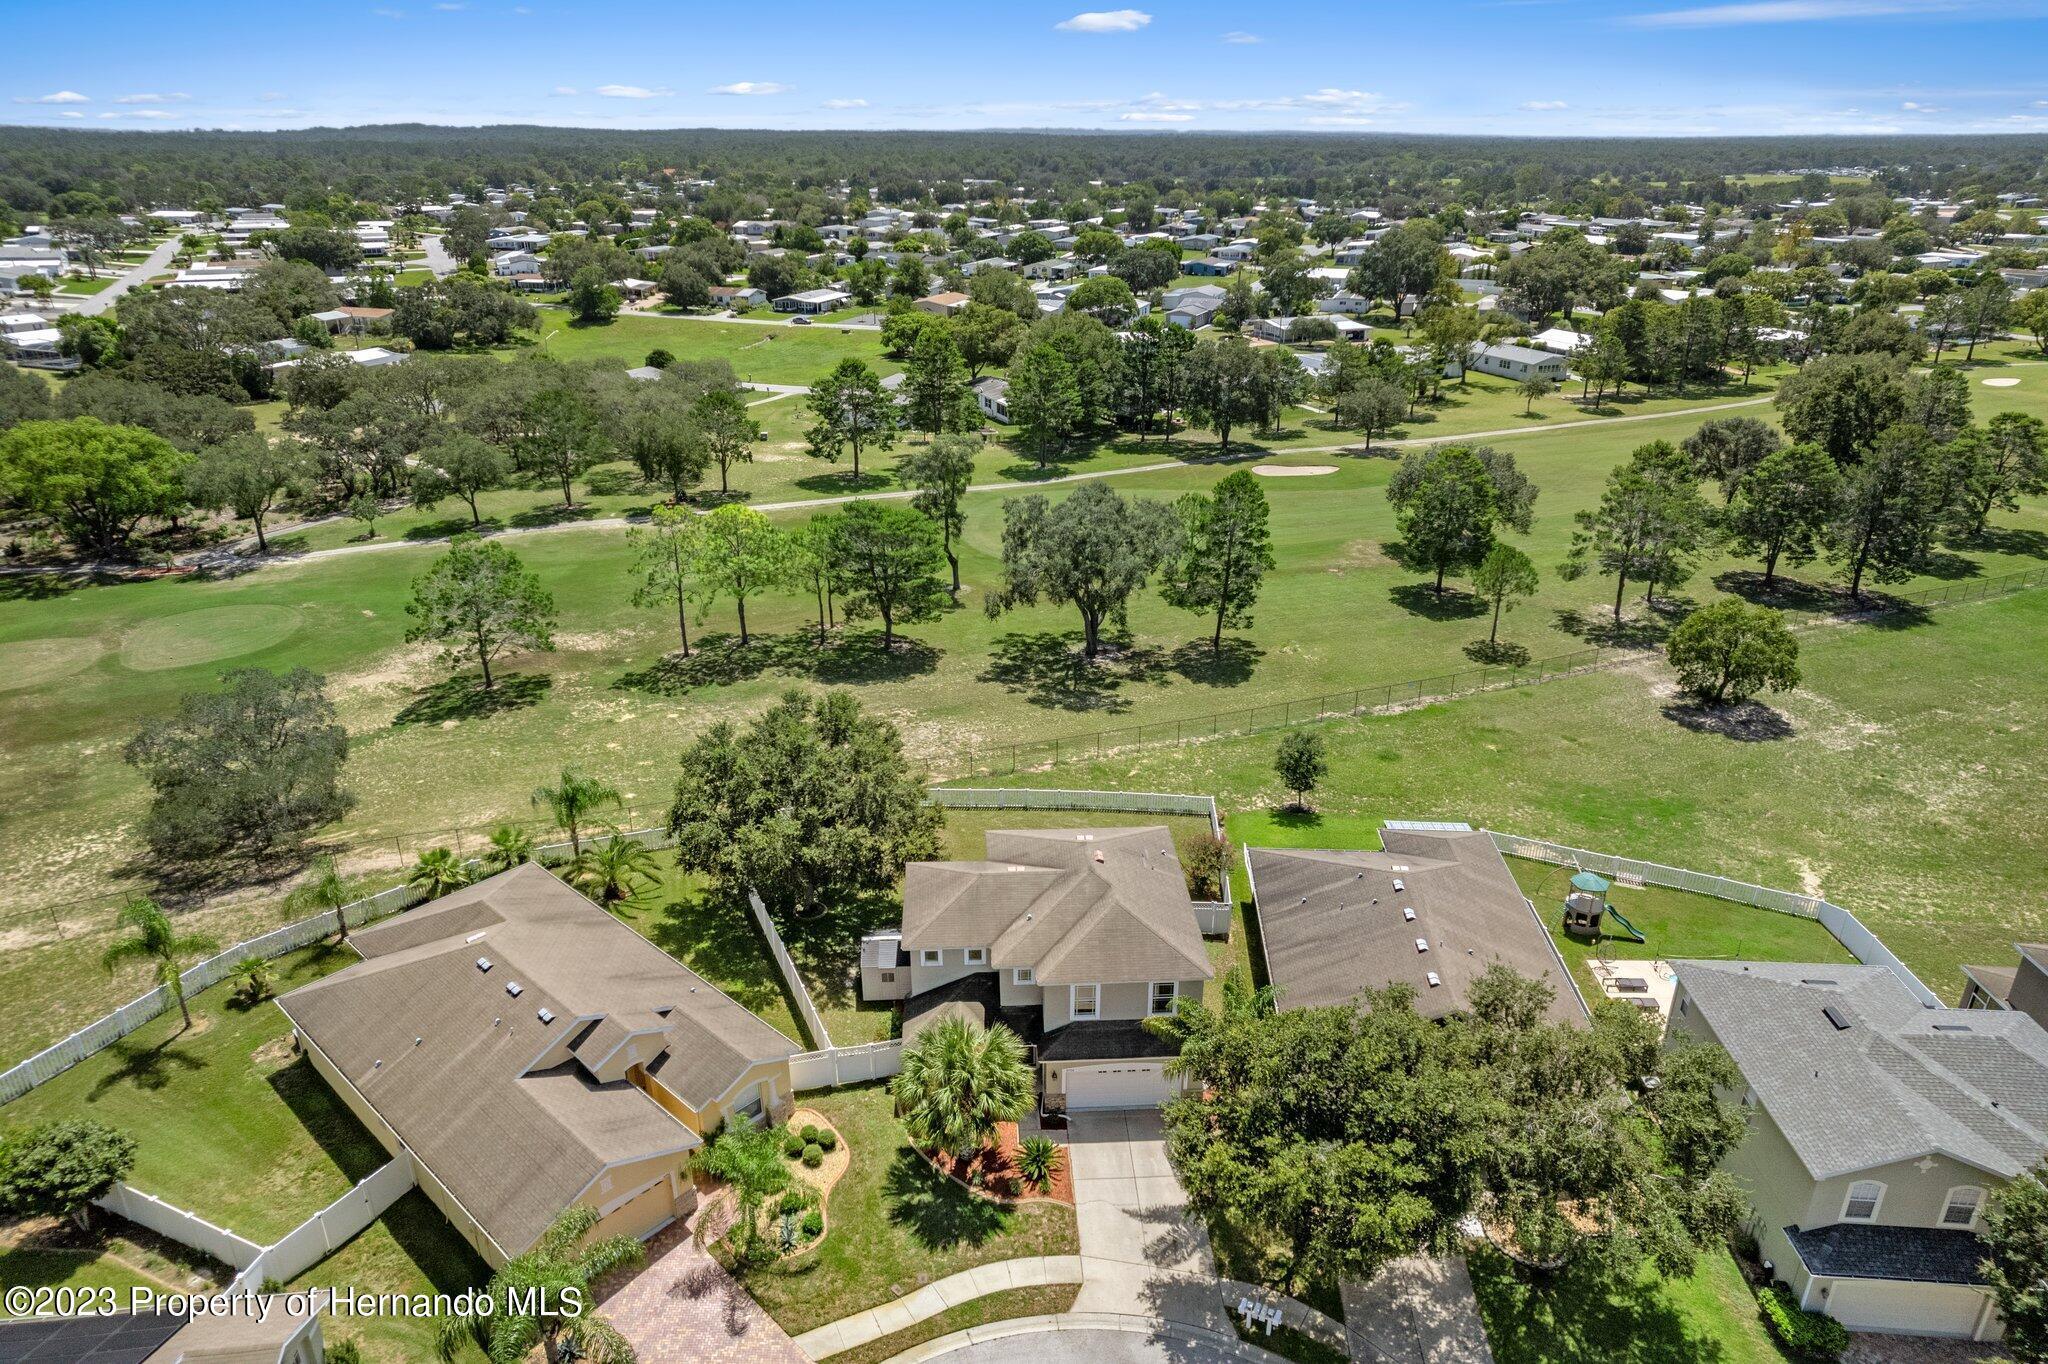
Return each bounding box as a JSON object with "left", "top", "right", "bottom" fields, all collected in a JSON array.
[{"left": 925, "top": 1122, "right": 1074, "bottom": 1205}]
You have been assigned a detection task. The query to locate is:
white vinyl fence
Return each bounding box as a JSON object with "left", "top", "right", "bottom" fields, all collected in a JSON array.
[
  {"left": 95, "top": 1182, "right": 265, "bottom": 1273},
  {"left": 790, "top": 1040, "right": 903, "bottom": 1091},
  {"left": 233, "top": 1158, "right": 417, "bottom": 1291},
  {"left": 747, "top": 889, "right": 834, "bottom": 1051},
  {"left": 1491, "top": 831, "right": 1942, "bottom": 1007}
]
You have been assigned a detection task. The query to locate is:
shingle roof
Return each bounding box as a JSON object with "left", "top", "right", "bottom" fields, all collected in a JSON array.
[
  {"left": 1675, "top": 961, "right": 2048, "bottom": 1181},
  {"left": 279, "top": 864, "right": 797, "bottom": 1257},
  {"left": 1248, "top": 828, "right": 1584, "bottom": 1024},
  {"left": 901, "top": 827, "right": 1211, "bottom": 988},
  {"left": 1783, "top": 1223, "right": 1989, "bottom": 1286}
]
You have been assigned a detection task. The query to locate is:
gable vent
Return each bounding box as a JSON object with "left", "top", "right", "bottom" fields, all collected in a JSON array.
[
  {"left": 505, "top": 981, "right": 523, "bottom": 998},
  {"left": 1822, "top": 1005, "right": 1852, "bottom": 1031},
  {"left": 476, "top": 957, "right": 492, "bottom": 972},
  {"left": 537, "top": 1007, "right": 555, "bottom": 1024}
]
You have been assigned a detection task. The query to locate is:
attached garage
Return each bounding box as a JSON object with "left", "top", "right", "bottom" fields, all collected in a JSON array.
[
  {"left": 594, "top": 1175, "right": 681, "bottom": 1244},
  {"left": 1819, "top": 1280, "right": 1997, "bottom": 1340},
  {"left": 1060, "top": 1062, "right": 1175, "bottom": 1111}
]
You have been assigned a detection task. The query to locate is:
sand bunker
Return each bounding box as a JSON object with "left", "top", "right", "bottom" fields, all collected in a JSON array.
[
  {"left": 1982, "top": 377, "right": 2020, "bottom": 388},
  {"left": 1252, "top": 464, "right": 1339, "bottom": 477}
]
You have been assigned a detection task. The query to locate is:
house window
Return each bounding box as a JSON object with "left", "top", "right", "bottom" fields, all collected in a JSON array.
[
  {"left": 879, "top": 971, "right": 896, "bottom": 984},
  {"left": 1842, "top": 1180, "right": 1885, "bottom": 1222},
  {"left": 965, "top": 948, "right": 988, "bottom": 966},
  {"left": 1071, "top": 984, "right": 1099, "bottom": 1019},
  {"left": 1941, "top": 1186, "right": 1985, "bottom": 1229},
  {"left": 920, "top": 949, "right": 942, "bottom": 967},
  {"left": 1013, "top": 967, "right": 1035, "bottom": 986},
  {"left": 1676, "top": 996, "right": 1689, "bottom": 1018},
  {"left": 1150, "top": 982, "right": 1178, "bottom": 1016}
]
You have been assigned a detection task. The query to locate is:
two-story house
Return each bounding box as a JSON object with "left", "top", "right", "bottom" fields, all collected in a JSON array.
[
  {"left": 861, "top": 826, "right": 1214, "bottom": 1112},
  {"left": 1669, "top": 960, "right": 2048, "bottom": 1341}
]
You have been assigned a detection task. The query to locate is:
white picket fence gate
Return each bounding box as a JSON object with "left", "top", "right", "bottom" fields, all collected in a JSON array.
[
  {"left": 790, "top": 1040, "right": 904, "bottom": 1091},
  {"left": 233, "top": 1158, "right": 417, "bottom": 1290}
]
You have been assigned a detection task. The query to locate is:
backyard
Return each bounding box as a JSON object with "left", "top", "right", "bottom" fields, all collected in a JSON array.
[{"left": 725, "top": 1081, "right": 1080, "bottom": 1337}]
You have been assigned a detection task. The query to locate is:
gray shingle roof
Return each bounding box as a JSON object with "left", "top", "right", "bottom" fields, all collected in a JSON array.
[
  {"left": 1783, "top": 1223, "right": 1989, "bottom": 1285},
  {"left": 1248, "top": 829, "right": 1585, "bottom": 1024},
  {"left": 1675, "top": 961, "right": 2048, "bottom": 1181},
  {"left": 901, "top": 827, "right": 1211, "bottom": 987}
]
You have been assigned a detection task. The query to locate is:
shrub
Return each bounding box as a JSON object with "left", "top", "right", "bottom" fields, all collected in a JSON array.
[
  {"left": 1758, "top": 1285, "right": 1848, "bottom": 1361},
  {"left": 815, "top": 1128, "right": 837, "bottom": 1153},
  {"left": 1015, "top": 1134, "right": 1064, "bottom": 1190},
  {"left": 800, "top": 1124, "right": 821, "bottom": 1145},
  {"left": 782, "top": 1130, "right": 805, "bottom": 1159},
  {"left": 800, "top": 1209, "right": 823, "bottom": 1239},
  {"left": 801, "top": 1143, "right": 824, "bottom": 1168},
  {"left": 777, "top": 1189, "right": 808, "bottom": 1215}
]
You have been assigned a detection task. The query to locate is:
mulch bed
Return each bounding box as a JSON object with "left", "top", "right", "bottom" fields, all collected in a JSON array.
[{"left": 928, "top": 1122, "right": 1075, "bottom": 1205}]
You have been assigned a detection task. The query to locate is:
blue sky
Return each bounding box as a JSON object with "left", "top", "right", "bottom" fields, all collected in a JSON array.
[{"left": 7, "top": 1, "right": 2048, "bottom": 138}]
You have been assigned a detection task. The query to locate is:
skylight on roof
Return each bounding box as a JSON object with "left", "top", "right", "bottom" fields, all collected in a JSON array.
[
  {"left": 505, "top": 982, "right": 523, "bottom": 997},
  {"left": 537, "top": 1008, "right": 555, "bottom": 1024},
  {"left": 1403, "top": 907, "right": 1416, "bottom": 921},
  {"left": 1415, "top": 938, "right": 1429, "bottom": 953},
  {"left": 476, "top": 957, "right": 492, "bottom": 972},
  {"left": 1426, "top": 972, "right": 1441, "bottom": 987}
]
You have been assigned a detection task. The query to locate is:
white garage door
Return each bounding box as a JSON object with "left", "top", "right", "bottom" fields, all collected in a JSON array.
[
  {"left": 1823, "top": 1280, "right": 1990, "bottom": 1339},
  {"left": 1063, "top": 1063, "right": 1173, "bottom": 1111}
]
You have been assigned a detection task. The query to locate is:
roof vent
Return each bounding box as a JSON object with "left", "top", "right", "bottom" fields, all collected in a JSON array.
[
  {"left": 1822, "top": 1005, "right": 1852, "bottom": 1031},
  {"left": 1800, "top": 978, "right": 1838, "bottom": 986},
  {"left": 1393, "top": 878, "right": 1406, "bottom": 892},
  {"left": 465, "top": 931, "right": 487, "bottom": 944},
  {"left": 505, "top": 982, "right": 523, "bottom": 998},
  {"left": 1426, "top": 972, "right": 1442, "bottom": 987},
  {"left": 1932, "top": 1023, "right": 1974, "bottom": 1033},
  {"left": 537, "top": 1007, "right": 555, "bottom": 1024},
  {"left": 1415, "top": 938, "right": 1430, "bottom": 953},
  {"left": 1403, "top": 907, "right": 1416, "bottom": 921},
  {"left": 476, "top": 957, "right": 493, "bottom": 972},
  {"left": 1092, "top": 850, "right": 1105, "bottom": 864}
]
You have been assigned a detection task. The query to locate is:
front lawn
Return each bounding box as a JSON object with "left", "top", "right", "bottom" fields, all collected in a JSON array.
[
  {"left": 1468, "top": 1243, "right": 1789, "bottom": 1364},
  {"left": 728, "top": 1082, "right": 1079, "bottom": 1336},
  {"left": 0, "top": 942, "right": 388, "bottom": 1242}
]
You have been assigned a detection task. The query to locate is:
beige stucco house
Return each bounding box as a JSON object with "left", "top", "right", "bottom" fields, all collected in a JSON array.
[
  {"left": 278, "top": 863, "right": 800, "bottom": 1269},
  {"left": 1670, "top": 960, "right": 2048, "bottom": 1341},
  {"left": 861, "top": 826, "right": 1214, "bottom": 1112}
]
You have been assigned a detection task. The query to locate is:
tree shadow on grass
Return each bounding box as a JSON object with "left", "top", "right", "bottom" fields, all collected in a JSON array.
[
  {"left": 772, "top": 889, "right": 903, "bottom": 1017},
  {"left": 583, "top": 467, "right": 641, "bottom": 498},
  {"left": 0, "top": 572, "right": 85, "bottom": 601},
  {"left": 613, "top": 630, "right": 938, "bottom": 696},
  {"left": 1710, "top": 570, "right": 1838, "bottom": 612},
  {"left": 881, "top": 1148, "right": 1013, "bottom": 1253},
  {"left": 267, "top": 1053, "right": 389, "bottom": 1183},
  {"left": 1167, "top": 637, "right": 1264, "bottom": 688},
  {"left": 793, "top": 470, "right": 894, "bottom": 495},
  {"left": 392, "top": 672, "right": 551, "bottom": 726},
  {"left": 996, "top": 460, "right": 1074, "bottom": 483},
  {"left": 640, "top": 888, "right": 805, "bottom": 1031},
  {"left": 1466, "top": 1245, "right": 1736, "bottom": 1364},
  {"left": 403, "top": 516, "right": 501, "bottom": 542},
  {"left": 1464, "top": 639, "right": 1532, "bottom": 667},
  {"left": 1266, "top": 807, "right": 1324, "bottom": 831},
  {"left": 88, "top": 1034, "right": 208, "bottom": 1098},
  {"left": 1952, "top": 525, "right": 2048, "bottom": 561},
  {"left": 1660, "top": 699, "right": 1796, "bottom": 743},
  {"left": 1553, "top": 607, "right": 1670, "bottom": 650},
  {"left": 1389, "top": 580, "right": 1489, "bottom": 622},
  {"left": 507, "top": 502, "right": 603, "bottom": 530},
  {"left": 978, "top": 630, "right": 1167, "bottom": 713}
]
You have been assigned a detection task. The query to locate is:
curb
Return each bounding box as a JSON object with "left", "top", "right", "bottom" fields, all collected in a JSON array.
[{"left": 878, "top": 1311, "right": 1297, "bottom": 1364}]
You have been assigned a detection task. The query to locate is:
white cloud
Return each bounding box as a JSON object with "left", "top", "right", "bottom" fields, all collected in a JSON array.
[
  {"left": 1056, "top": 9, "right": 1152, "bottom": 32},
  {"left": 1300, "top": 88, "right": 1379, "bottom": 105},
  {"left": 15, "top": 91, "right": 90, "bottom": 104},
  {"left": 117, "top": 92, "right": 189, "bottom": 103},
  {"left": 1901, "top": 99, "right": 1942, "bottom": 110},
  {"left": 710, "top": 81, "right": 790, "bottom": 95},
  {"left": 59, "top": 110, "right": 84, "bottom": 119},
  {"left": 821, "top": 98, "right": 868, "bottom": 109},
  {"left": 551, "top": 85, "right": 578, "bottom": 95},
  {"left": 128, "top": 109, "right": 176, "bottom": 119},
  {"left": 596, "top": 83, "right": 670, "bottom": 98},
  {"left": 1122, "top": 110, "right": 1194, "bottom": 122},
  {"left": 1626, "top": 0, "right": 1961, "bottom": 26},
  {"left": 1222, "top": 30, "right": 1261, "bottom": 42},
  {"left": 1521, "top": 99, "right": 1570, "bottom": 110}
]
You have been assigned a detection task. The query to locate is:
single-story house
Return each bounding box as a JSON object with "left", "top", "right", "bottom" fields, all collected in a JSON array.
[
  {"left": 972, "top": 376, "right": 1011, "bottom": 423},
  {"left": 1530, "top": 327, "right": 1592, "bottom": 354},
  {"left": 773, "top": 287, "right": 851, "bottom": 314},
  {"left": 861, "top": 826, "right": 1214, "bottom": 1112},
  {"left": 1182, "top": 256, "right": 1239, "bottom": 277},
  {"left": 915, "top": 290, "right": 971, "bottom": 317},
  {"left": 495, "top": 253, "right": 544, "bottom": 278},
  {"left": 1670, "top": 961, "right": 2048, "bottom": 1340},
  {"left": 277, "top": 863, "right": 801, "bottom": 1269},
  {"left": 1167, "top": 296, "right": 1222, "bottom": 330},
  {"left": 615, "top": 277, "right": 657, "bottom": 301},
  {"left": 1465, "top": 343, "right": 1569, "bottom": 382},
  {"left": 1246, "top": 825, "right": 1586, "bottom": 1023},
  {"left": 708, "top": 285, "right": 767, "bottom": 308},
  {"left": 0, "top": 327, "right": 76, "bottom": 371}
]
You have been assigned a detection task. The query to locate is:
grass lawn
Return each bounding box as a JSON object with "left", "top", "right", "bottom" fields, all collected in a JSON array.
[
  {"left": 824, "top": 1283, "right": 1080, "bottom": 1364},
  {"left": 1467, "top": 1243, "right": 1788, "bottom": 1364},
  {"left": 729, "top": 1082, "right": 1079, "bottom": 1336},
  {"left": 0, "top": 1246, "right": 161, "bottom": 1310},
  {"left": 59, "top": 276, "right": 119, "bottom": 295},
  {"left": 285, "top": 1189, "right": 490, "bottom": 1364},
  {"left": 534, "top": 309, "right": 895, "bottom": 385},
  {"left": 0, "top": 943, "right": 387, "bottom": 1242}
]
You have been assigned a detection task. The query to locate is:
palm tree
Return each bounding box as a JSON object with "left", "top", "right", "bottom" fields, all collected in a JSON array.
[
  {"left": 531, "top": 769, "right": 623, "bottom": 859},
  {"left": 570, "top": 834, "right": 660, "bottom": 906},
  {"left": 290, "top": 854, "right": 354, "bottom": 945},
  {"left": 693, "top": 1123, "right": 791, "bottom": 1263},
  {"left": 100, "top": 899, "right": 220, "bottom": 1032},
  {"left": 408, "top": 847, "right": 470, "bottom": 899},
  {"left": 891, "top": 1017, "right": 1033, "bottom": 1161},
  {"left": 228, "top": 955, "right": 272, "bottom": 1006},
  {"left": 482, "top": 824, "right": 536, "bottom": 874},
  {"left": 434, "top": 1204, "right": 644, "bottom": 1364}
]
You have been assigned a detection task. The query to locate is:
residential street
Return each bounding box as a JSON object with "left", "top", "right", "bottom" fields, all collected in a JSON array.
[{"left": 74, "top": 233, "right": 182, "bottom": 316}]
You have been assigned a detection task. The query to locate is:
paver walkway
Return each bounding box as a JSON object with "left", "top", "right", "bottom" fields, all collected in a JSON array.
[
  {"left": 1340, "top": 1256, "right": 1495, "bottom": 1364},
  {"left": 789, "top": 1254, "right": 1084, "bottom": 1358},
  {"left": 597, "top": 1216, "right": 806, "bottom": 1364}
]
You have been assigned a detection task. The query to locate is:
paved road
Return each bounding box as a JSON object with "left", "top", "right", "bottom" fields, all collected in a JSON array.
[
  {"left": 911, "top": 1322, "right": 1275, "bottom": 1364},
  {"left": 75, "top": 234, "right": 183, "bottom": 316},
  {"left": 418, "top": 234, "right": 458, "bottom": 277}
]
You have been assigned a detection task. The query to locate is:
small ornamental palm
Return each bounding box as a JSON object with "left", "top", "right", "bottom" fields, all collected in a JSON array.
[
  {"left": 1016, "top": 1134, "right": 1063, "bottom": 1190},
  {"left": 483, "top": 823, "right": 536, "bottom": 873},
  {"left": 532, "top": 769, "right": 623, "bottom": 858},
  {"left": 100, "top": 898, "right": 219, "bottom": 1031},
  {"left": 891, "top": 1018, "right": 1033, "bottom": 1161},
  {"left": 570, "top": 834, "right": 660, "bottom": 906},
  {"left": 694, "top": 1123, "right": 791, "bottom": 1261},
  {"left": 434, "top": 1204, "right": 644, "bottom": 1364},
  {"left": 407, "top": 847, "right": 470, "bottom": 898},
  {"left": 291, "top": 854, "right": 354, "bottom": 944}
]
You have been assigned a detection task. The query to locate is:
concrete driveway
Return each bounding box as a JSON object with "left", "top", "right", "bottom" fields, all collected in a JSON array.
[{"left": 1068, "top": 1110, "right": 1224, "bottom": 1330}]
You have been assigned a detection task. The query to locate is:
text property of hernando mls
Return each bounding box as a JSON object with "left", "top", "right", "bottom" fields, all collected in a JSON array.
[{"left": 1, "top": 1284, "right": 588, "bottom": 1323}]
